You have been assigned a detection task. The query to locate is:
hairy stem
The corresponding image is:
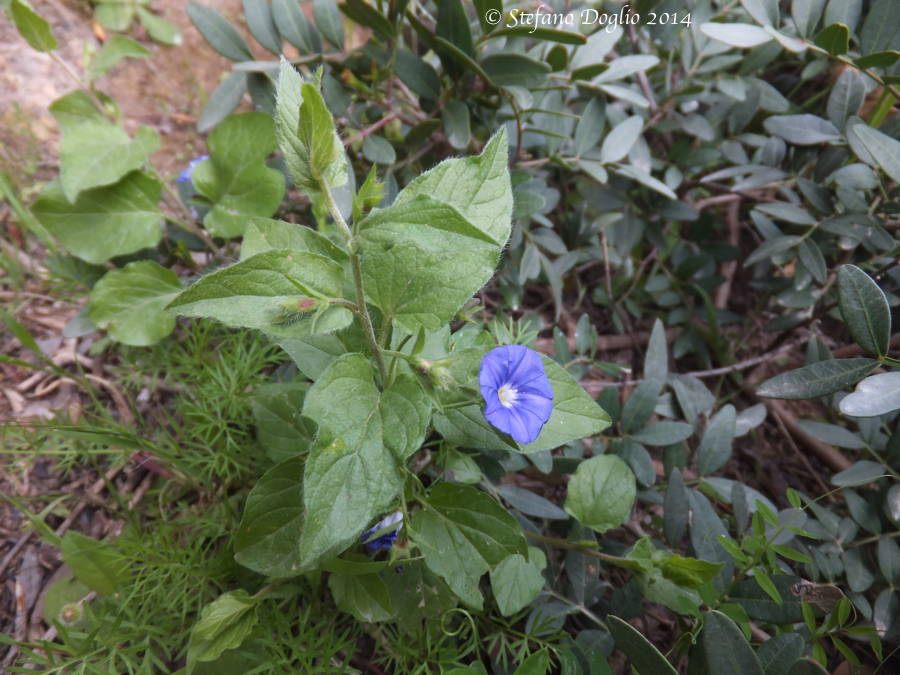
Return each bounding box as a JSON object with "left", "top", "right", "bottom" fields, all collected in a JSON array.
[{"left": 321, "top": 180, "right": 388, "bottom": 385}]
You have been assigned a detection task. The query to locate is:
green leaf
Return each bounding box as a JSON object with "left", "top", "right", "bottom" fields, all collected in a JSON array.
[
  {"left": 328, "top": 567, "right": 394, "bottom": 622},
  {"left": 838, "top": 265, "right": 892, "bottom": 356},
  {"left": 88, "top": 261, "right": 181, "bottom": 346},
  {"left": 671, "top": 374, "right": 715, "bottom": 424},
  {"left": 299, "top": 354, "right": 430, "bottom": 568},
  {"left": 313, "top": 0, "right": 343, "bottom": 48},
  {"left": 136, "top": 7, "right": 181, "bottom": 46},
  {"left": 244, "top": 0, "right": 281, "bottom": 54},
  {"left": 393, "top": 128, "right": 512, "bottom": 246},
  {"left": 513, "top": 648, "right": 551, "bottom": 675},
  {"left": 433, "top": 351, "right": 611, "bottom": 453},
  {"left": 700, "top": 611, "right": 763, "bottom": 675},
  {"left": 435, "top": 0, "right": 475, "bottom": 76},
  {"left": 813, "top": 22, "right": 849, "bottom": 55},
  {"left": 50, "top": 91, "right": 159, "bottom": 202},
  {"left": 831, "top": 460, "right": 887, "bottom": 486},
  {"left": 273, "top": 0, "right": 321, "bottom": 52},
  {"left": 763, "top": 114, "right": 841, "bottom": 144},
  {"left": 741, "top": 0, "right": 779, "bottom": 25},
  {"left": 794, "top": 420, "right": 864, "bottom": 449},
  {"left": 275, "top": 59, "right": 348, "bottom": 195},
  {"left": 188, "top": 591, "right": 258, "bottom": 665},
  {"left": 756, "top": 358, "right": 878, "bottom": 399},
  {"left": 251, "top": 382, "right": 316, "bottom": 463},
  {"left": 490, "top": 548, "right": 547, "bottom": 616},
  {"left": 32, "top": 171, "right": 163, "bottom": 265},
  {"left": 630, "top": 421, "right": 693, "bottom": 447},
  {"left": 339, "top": 0, "right": 395, "bottom": 40},
  {"left": 753, "top": 568, "right": 782, "bottom": 603},
  {"left": 620, "top": 379, "right": 662, "bottom": 435},
  {"left": 94, "top": 2, "right": 134, "bottom": 31},
  {"left": 352, "top": 166, "right": 384, "bottom": 223},
  {"left": 87, "top": 35, "right": 151, "bottom": 81},
  {"left": 688, "top": 490, "right": 733, "bottom": 583},
  {"left": 395, "top": 48, "right": 441, "bottom": 99},
  {"left": 756, "top": 202, "right": 817, "bottom": 225},
  {"left": 481, "top": 53, "right": 550, "bottom": 88},
  {"left": 700, "top": 22, "right": 773, "bottom": 48},
  {"left": 166, "top": 250, "right": 352, "bottom": 338},
  {"left": 757, "top": 633, "right": 805, "bottom": 675},
  {"left": 878, "top": 537, "right": 900, "bottom": 585},
  {"left": 664, "top": 468, "right": 690, "bottom": 545},
  {"left": 233, "top": 456, "right": 304, "bottom": 577},
  {"left": 840, "top": 372, "right": 900, "bottom": 417},
  {"left": 362, "top": 134, "right": 396, "bottom": 165},
  {"left": 824, "top": 0, "right": 861, "bottom": 32},
  {"left": 659, "top": 553, "right": 724, "bottom": 588},
  {"left": 697, "top": 405, "right": 737, "bottom": 475},
  {"left": 613, "top": 165, "right": 678, "bottom": 200},
  {"left": 791, "top": 0, "right": 826, "bottom": 38},
  {"left": 240, "top": 217, "right": 347, "bottom": 262},
  {"left": 492, "top": 25, "right": 586, "bottom": 45},
  {"left": 612, "top": 439, "right": 656, "bottom": 486},
  {"left": 644, "top": 318, "right": 668, "bottom": 384},
  {"left": 826, "top": 68, "right": 865, "bottom": 130},
  {"left": 192, "top": 112, "right": 284, "bottom": 237},
  {"left": 410, "top": 483, "right": 527, "bottom": 609},
  {"left": 861, "top": 0, "right": 899, "bottom": 56},
  {"left": 442, "top": 99, "right": 471, "bottom": 150},
  {"left": 593, "top": 55, "right": 659, "bottom": 84},
  {"left": 574, "top": 97, "right": 605, "bottom": 156},
  {"left": 9, "top": 0, "right": 57, "bottom": 51},
  {"left": 731, "top": 575, "right": 808, "bottom": 623},
  {"left": 198, "top": 72, "right": 248, "bottom": 133},
  {"left": 850, "top": 123, "right": 900, "bottom": 184},
  {"left": 599, "top": 115, "right": 643, "bottom": 164},
  {"left": 187, "top": 2, "right": 253, "bottom": 61},
  {"left": 565, "top": 455, "right": 635, "bottom": 534},
  {"left": 358, "top": 198, "right": 499, "bottom": 332},
  {"left": 607, "top": 615, "right": 678, "bottom": 675},
  {"left": 60, "top": 531, "right": 127, "bottom": 596},
  {"left": 797, "top": 239, "right": 826, "bottom": 284},
  {"left": 496, "top": 486, "right": 569, "bottom": 520},
  {"left": 855, "top": 50, "right": 900, "bottom": 69}
]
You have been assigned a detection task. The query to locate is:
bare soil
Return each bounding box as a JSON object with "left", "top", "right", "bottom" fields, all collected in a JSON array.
[{"left": 0, "top": 0, "right": 249, "bottom": 183}]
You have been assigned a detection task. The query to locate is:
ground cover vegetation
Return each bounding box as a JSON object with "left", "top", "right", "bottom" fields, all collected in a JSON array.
[{"left": 1, "top": 0, "right": 899, "bottom": 672}]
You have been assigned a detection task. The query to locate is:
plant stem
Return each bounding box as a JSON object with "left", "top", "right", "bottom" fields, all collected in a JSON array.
[
  {"left": 524, "top": 531, "right": 641, "bottom": 571},
  {"left": 320, "top": 180, "right": 387, "bottom": 385}
]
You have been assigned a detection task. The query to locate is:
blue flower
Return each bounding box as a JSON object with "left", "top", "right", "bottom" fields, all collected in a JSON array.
[
  {"left": 360, "top": 511, "right": 403, "bottom": 550},
  {"left": 479, "top": 345, "right": 553, "bottom": 444},
  {"left": 176, "top": 155, "right": 209, "bottom": 184}
]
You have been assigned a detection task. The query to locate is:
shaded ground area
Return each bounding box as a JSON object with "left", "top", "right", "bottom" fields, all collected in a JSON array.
[
  {"left": 0, "top": 0, "right": 246, "bottom": 183},
  {"left": 0, "top": 0, "right": 249, "bottom": 659}
]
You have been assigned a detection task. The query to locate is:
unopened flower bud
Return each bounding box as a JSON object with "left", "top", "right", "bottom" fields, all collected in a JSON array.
[
  {"left": 59, "top": 602, "right": 83, "bottom": 626},
  {"left": 415, "top": 358, "right": 456, "bottom": 390}
]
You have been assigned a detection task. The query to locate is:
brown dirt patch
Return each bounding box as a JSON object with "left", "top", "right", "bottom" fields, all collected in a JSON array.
[{"left": 0, "top": 0, "right": 250, "bottom": 184}]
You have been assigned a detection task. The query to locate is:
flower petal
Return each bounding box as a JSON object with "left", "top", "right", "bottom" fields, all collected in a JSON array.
[{"left": 480, "top": 345, "right": 555, "bottom": 444}]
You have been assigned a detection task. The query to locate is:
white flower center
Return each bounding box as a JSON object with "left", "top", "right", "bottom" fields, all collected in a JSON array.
[{"left": 498, "top": 383, "right": 519, "bottom": 408}]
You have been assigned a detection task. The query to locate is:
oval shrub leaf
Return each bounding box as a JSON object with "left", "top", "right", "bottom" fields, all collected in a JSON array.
[
  {"left": 565, "top": 455, "right": 636, "bottom": 533},
  {"left": 840, "top": 372, "right": 900, "bottom": 417},
  {"left": 837, "top": 264, "right": 891, "bottom": 356},
  {"left": 756, "top": 358, "right": 878, "bottom": 399}
]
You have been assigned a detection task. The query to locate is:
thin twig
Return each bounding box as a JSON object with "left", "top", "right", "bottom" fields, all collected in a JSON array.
[
  {"left": 715, "top": 199, "right": 741, "bottom": 309},
  {"left": 581, "top": 340, "right": 802, "bottom": 393},
  {"left": 342, "top": 112, "right": 400, "bottom": 147}
]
